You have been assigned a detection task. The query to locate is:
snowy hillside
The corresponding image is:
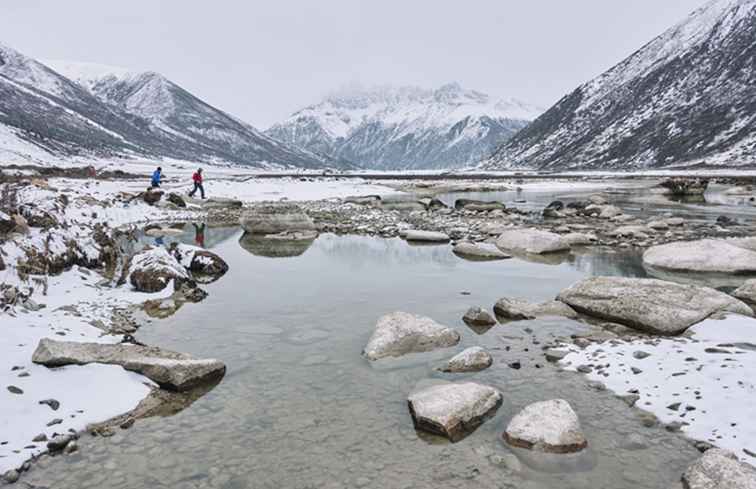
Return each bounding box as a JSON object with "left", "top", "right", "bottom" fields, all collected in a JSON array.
[
  {"left": 0, "top": 43, "right": 340, "bottom": 169},
  {"left": 47, "top": 61, "right": 344, "bottom": 169},
  {"left": 266, "top": 83, "right": 542, "bottom": 170},
  {"left": 484, "top": 0, "right": 756, "bottom": 171}
]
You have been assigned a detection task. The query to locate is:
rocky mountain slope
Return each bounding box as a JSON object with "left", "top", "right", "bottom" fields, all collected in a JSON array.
[
  {"left": 267, "top": 83, "right": 542, "bottom": 170},
  {"left": 484, "top": 0, "right": 756, "bottom": 171},
  {"left": 0, "top": 43, "right": 339, "bottom": 169}
]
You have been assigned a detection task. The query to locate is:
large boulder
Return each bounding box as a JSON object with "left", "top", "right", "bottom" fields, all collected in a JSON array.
[
  {"left": 643, "top": 239, "right": 756, "bottom": 275},
  {"left": 438, "top": 347, "right": 493, "bottom": 373},
  {"left": 462, "top": 307, "right": 497, "bottom": 327},
  {"left": 240, "top": 204, "right": 316, "bottom": 235},
  {"left": 681, "top": 448, "right": 756, "bottom": 489},
  {"left": 142, "top": 188, "right": 164, "bottom": 205},
  {"left": 363, "top": 312, "right": 460, "bottom": 361},
  {"left": 32, "top": 338, "right": 226, "bottom": 391},
  {"left": 125, "top": 246, "right": 190, "bottom": 293},
  {"left": 494, "top": 297, "right": 577, "bottom": 321},
  {"left": 496, "top": 228, "right": 570, "bottom": 255},
  {"left": 404, "top": 230, "right": 450, "bottom": 243},
  {"left": 556, "top": 277, "right": 753, "bottom": 335},
  {"left": 408, "top": 382, "right": 502, "bottom": 442},
  {"left": 186, "top": 196, "right": 243, "bottom": 209},
  {"left": 0, "top": 210, "right": 14, "bottom": 234},
  {"left": 170, "top": 243, "right": 229, "bottom": 281},
  {"left": 503, "top": 399, "right": 587, "bottom": 453},
  {"left": 453, "top": 242, "right": 511, "bottom": 261}
]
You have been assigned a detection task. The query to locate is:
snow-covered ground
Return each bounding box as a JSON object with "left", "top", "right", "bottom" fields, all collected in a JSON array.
[
  {"left": 0, "top": 268, "right": 173, "bottom": 473},
  {"left": 560, "top": 314, "right": 756, "bottom": 464}
]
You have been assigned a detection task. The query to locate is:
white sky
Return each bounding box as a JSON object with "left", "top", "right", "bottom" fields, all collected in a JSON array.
[{"left": 1, "top": 0, "right": 707, "bottom": 128}]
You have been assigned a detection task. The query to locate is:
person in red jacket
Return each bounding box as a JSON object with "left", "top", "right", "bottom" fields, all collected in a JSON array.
[{"left": 189, "top": 168, "right": 205, "bottom": 199}]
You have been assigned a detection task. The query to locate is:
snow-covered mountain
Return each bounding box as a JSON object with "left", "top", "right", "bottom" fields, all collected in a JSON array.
[
  {"left": 484, "top": 0, "right": 756, "bottom": 171},
  {"left": 266, "top": 83, "right": 542, "bottom": 170},
  {"left": 0, "top": 43, "right": 340, "bottom": 169}
]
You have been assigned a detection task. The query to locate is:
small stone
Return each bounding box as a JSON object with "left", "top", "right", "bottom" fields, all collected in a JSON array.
[
  {"left": 39, "top": 398, "right": 60, "bottom": 411},
  {"left": 504, "top": 399, "right": 588, "bottom": 453},
  {"left": 32, "top": 433, "right": 47, "bottom": 442},
  {"left": 6, "top": 385, "right": 23, "bottom": 395},
  {"left": 633, "top": 351, "right": 651, "bottom": 359},
  {"left": 3, "top": 469, "right": 20, "bottom": 484},
  {"left": 47, "top": 418, "right": 63, "bottom": 427},
  {"left": 631, "top": 367, "right": 643, "bottom": 375}
]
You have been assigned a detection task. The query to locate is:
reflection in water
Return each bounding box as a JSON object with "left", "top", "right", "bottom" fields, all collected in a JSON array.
[
  {"left": 24, "top": 233, "right": 702, "bottom": 489},
  {"left": 238, "top": 231, "right": 318, "bottom": 258}
]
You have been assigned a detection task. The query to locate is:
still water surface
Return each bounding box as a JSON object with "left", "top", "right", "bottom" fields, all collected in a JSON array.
[{"left": 25, "top": 231, "right": 701, "bottom": 489}]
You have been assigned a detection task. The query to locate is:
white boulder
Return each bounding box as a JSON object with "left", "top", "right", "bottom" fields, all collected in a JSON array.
[
  {"left": 363, "top": 312, "right": 460, "bottom": 361},
  {"left": 503, "top": 399, "right": 587, "bottom": 453},
  {"left": 496, "top": 228, "right": 570, "bottom": 254}
]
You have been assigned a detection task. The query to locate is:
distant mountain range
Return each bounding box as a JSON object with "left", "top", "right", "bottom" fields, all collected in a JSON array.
[
  {"left": 0, "top": 44, "right": 341, "bottom": 169},
  {"left": 266, "top": 83, "right": 543, "bottom": 170},
  {"left": 483, "top": 0, "right": 756, "bottom": 171}
]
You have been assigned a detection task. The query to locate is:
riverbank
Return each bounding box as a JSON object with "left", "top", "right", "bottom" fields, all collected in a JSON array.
[{"left": 2, "top": 170, "right": 756, "bottom": 486}]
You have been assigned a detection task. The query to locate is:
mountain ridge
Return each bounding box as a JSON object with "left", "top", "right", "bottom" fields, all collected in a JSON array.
[
  {"left": 267, "top": 83, "right": 543, "bottom": 170},
  {"left": 483, "top": 0, "right": 756, "bottom": 171}
]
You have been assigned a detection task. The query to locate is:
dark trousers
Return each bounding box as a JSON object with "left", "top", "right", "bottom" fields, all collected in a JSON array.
[{"left": 189, "top": 182, "right": 205, "bottom": 199}]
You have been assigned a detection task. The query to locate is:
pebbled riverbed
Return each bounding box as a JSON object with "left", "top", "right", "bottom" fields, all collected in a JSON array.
[{"left": 21, "top": 231, "right": 704, "bottom": 489}]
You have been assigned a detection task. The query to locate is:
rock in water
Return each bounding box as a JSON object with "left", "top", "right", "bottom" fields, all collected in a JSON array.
[
  {"left": 453, "top": 242, "right": 511, "bottom": 261},
  {"left": 439, "top": 347, "right": 493, "bottom": 373},
  {"left": 240, "top": 204, "right": 316, "bottom": 234},
  {"left": 496, "top": 228, "right": 570, "bottom": 254},
  {"left": 239, "top": 231, "right": 317, "bottom": 258},
  {"left": 660, "top": 177, "right": 709, "bottom": 196},
  {"left": 494, "top": 297, "right": 577, "bottom": 321},
  {"left": 408, "top": 382, "right": 502, "bottom": 442},
  {"left": 363, "top": 312, "right": 460, "bottom": 361},
  {"left": 32, "top": 338, "right": 226, "bottom": 391},
  {"left": 643, "top": 239, "right": 756, "bottom": 274},
  {"left": 556, "top": 277, "right": 752, "bottom": 335},
  {"left": 681, "top": 448, "right": 756, "bottom": 489},
  {"left": 462, "top": 307, "right": 497, "bottom": 327},
  {"left": 503, "top": 399, "right": 588, "bottom": 453},
  {"left": 404, "top": 230, "right": 450, "bottom": 243},
  {"left": 733, "top": 279, "right": 756, "bottom": 308},
  {"left": 454, "top": 199, "right": 506, "bottom": 212},
  {"left": 170, "top": 243, "right": 229, "bottom": 281}
]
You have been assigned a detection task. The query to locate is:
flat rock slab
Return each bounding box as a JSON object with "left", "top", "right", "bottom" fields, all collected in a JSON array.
[
  {"left": 404, "top": 230, "right": 450, "bottom": 243},
  {"left": 643, "top": 239, "right": 756, "bottom": 274},
  {"left": 439, "top": 347, "right": 493, "bottom": 373},
  {"left": 504, "top": 399, "right": 587, "bottom": 453},
  {"left": 240, "top": 204, "right": 316, "bottom": 234},
  {"left": 556, "top": 277, "right": 753, "bottom": 335},
  {"left": 496, "top": 228, "right": 570, "bottom": 254},
  {"left": 682, "top": 448, "right": 756, "bottom": 489},
  {"left": 363, "top": 312, "right": 460, "bottom": 361},
  {"left": 494, "top": 297, "right": 577, "bottom": 321},
  {"left": 408, "top": 382, "right": 502, "bottom": 442},
  {"left": 32, "top": 338, "right": 226, "bottom": 391},
  {"left": 453, "top": 242, "right": 510, "bottom": 260}
]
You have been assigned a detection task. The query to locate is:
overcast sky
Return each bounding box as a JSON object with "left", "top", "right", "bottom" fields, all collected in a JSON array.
[{"left": 2, "top": 0, "right": 706, "bottom": 128}]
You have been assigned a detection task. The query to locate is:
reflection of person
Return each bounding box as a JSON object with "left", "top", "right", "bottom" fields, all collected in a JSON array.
[
  {"left": 193, "top": 223, "right": 206, "bottom": 248},
  {"left": 151, "top": 167, "right": 163, "bottom": 188},
  {"left": 155, "top": 236, "right": 165, "bottom": 246},
  {"left": 189, "top": 168, "right": 205, "bottom": 199}
]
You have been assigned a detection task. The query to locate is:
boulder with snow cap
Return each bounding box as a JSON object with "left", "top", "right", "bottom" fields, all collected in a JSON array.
[
  {"left": 504, "top": 399, "right": 588, "bottom": 453},
  {"left": 170, "top": 243, "right": 228, "bottom": 281},
  {"left": 124, "top": 246, "right": 190, "bottom": 293},
  {"left": 408, "top": 382, "right": 502, "bottom": 442}
]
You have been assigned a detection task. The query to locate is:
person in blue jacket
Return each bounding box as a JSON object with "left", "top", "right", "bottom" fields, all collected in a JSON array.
[{"left": 151, "top": 167, "right": 163, "bottom": 188}]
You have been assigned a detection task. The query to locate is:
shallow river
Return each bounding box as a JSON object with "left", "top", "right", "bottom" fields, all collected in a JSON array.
[{"left": 25, "top": 229, "right": 705, "bottom": 489}]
